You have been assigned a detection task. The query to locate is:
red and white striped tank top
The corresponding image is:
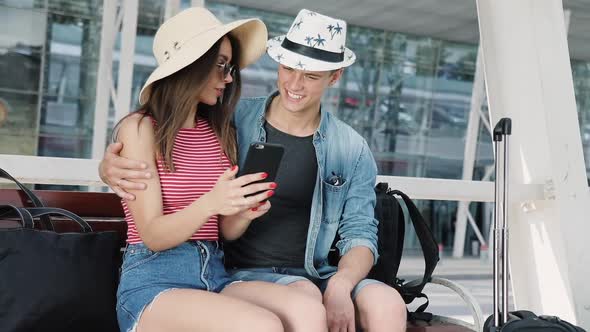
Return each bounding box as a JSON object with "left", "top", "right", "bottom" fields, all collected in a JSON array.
[{"left": 123, "top": 117, "right": 231, "bottom": 244}]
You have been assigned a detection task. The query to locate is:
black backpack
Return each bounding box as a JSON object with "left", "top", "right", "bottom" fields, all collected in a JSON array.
[
  {"left": 329, "top": 183, "right": 440, "bottom": 319},
  {"left": 368, "top": 183, "right": 440, "bottom": 318}
]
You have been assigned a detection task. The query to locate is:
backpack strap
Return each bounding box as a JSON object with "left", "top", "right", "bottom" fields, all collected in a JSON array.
[
  {"left": 407, "top": 308, "right": 433, "bottom": 323},
  {"left": 373, "top": 183, "right": 405, "bottom": 280},
  {"left": 375, "top": 182, "right": 389, "bottom": 193},
  {"left": 389, "top": 189, "right": 439, "bottom": 302}
]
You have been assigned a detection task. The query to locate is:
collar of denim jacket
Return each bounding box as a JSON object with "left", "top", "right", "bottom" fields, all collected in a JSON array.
[{"left": 259, "top": 91, "right": 328, "bottom": 140}]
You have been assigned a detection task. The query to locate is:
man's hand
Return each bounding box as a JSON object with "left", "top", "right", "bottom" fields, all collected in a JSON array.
[
  {"left": 99, "top": 142, "right": 152, "bottom": 200},
  {"left": 323, "top": 274, "right": 356, "bottom": 332}
]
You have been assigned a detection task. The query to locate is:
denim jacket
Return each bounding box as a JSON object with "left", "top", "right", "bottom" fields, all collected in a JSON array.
[{"left": 234, "top": 93, "right": 379, "bottom": 279}]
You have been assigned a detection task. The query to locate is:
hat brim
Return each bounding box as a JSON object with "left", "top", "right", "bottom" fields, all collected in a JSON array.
[
  {"left": 266, "top": 35, "right": 356, "bottom": 72},
  {"left": 139, "top": 18, "right": 267, "bottom": 105}
]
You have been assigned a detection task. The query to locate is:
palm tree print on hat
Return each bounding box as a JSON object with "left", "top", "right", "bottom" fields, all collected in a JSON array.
[
  {"left": 277, "top": 54, "right": 284, "bottom": 62},
  {"left": 296, "top": 60, "right": 305, "bottom": 69},
  {"left": 292, "top": 19, "right": 303, "bottom": 30},
  {"left": 307, "top": 11, "right": 317, "bottom": 16},
  {"left": 327, "top": 23, "right": 343, "bottom": 40},
  {"left": 313, "top": 34, "right": 326, "bottom": 48},
  {"left": 305, "top": 36, "right": 314, "bottom": 46}
]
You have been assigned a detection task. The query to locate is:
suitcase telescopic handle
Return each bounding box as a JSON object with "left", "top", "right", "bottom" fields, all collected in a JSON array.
[
  {"left": 492, "top": 117, "right": 512, "bottom": 328},
  {"left": 493, "top": 118, "right": 512, "bottom": 141}
]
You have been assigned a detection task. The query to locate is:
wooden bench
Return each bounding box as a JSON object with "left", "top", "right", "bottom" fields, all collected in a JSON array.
[
  {"left": 0, "top": 189, "right": 127, "bottom": 247},
  {"left": 0, "top": 188, "right": 476, "bottom": 332}
]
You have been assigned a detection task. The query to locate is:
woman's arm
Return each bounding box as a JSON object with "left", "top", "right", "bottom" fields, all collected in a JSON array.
[
  {"left": 219, "top": 199, "right": 272, "bottom": 241},
  {"left": 119, "top": 115, "right": 275, "bottom": 251},
  {"left": 118, "top": 115, "right": 216, "bottom": 251}
]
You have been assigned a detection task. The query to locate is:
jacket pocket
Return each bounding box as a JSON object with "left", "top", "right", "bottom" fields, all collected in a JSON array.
[{"left": 321, "top": 179, "right": 349, "bottom": 224}]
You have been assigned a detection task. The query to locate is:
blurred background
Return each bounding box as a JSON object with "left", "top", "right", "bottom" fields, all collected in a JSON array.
[{"left": 1, "top": 0, "right": 589, "bottom": 257}]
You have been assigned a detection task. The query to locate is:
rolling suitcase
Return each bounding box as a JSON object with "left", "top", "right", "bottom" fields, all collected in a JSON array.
[{"left": 483, "top": 118, "right": 585, "bottom": 332}]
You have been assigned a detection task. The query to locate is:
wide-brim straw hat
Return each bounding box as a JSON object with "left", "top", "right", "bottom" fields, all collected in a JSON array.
[
  {"left": 266, "top": 9, "right": 355, "bottom": 72},
  {"left": 139, "top": 7, "right": 267, "bottom": 104}
]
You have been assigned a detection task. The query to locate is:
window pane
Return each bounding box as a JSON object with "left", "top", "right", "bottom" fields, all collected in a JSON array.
[
  {"left": 0, "top": 0, "right": 44, "bottom": 9},
  {"left": 0, "top": 6, "right": 45, "bottom": 93},
  {"left": 0, "top": 91, "right": 39, "bottom": 155},
  {"left": 48, "top": 0, "right": 101, "bottom": 17},
  {"left": 572, "top": 60, "right": 590, "bottom": 177}
]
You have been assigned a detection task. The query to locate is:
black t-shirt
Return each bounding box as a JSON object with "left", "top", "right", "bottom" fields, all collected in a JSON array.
[{"left": 224, "top": 122, "right": 318, "bottom": 268}]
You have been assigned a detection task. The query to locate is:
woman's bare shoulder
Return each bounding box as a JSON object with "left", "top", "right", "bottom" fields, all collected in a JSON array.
[{"left": 117, "top": 113, "right": 155, "bottom": 143}]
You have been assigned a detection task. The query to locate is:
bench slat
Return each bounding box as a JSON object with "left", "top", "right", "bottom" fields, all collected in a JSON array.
[
  {"left": 0, "top": 189, "right": 124, "bottom": 217},
  {"left": 1, "top": 189, "right": 127, "bottom": 247}
]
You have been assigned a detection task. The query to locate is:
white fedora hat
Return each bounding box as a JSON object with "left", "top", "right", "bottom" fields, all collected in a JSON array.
[
  {"left": 139, "top": 7, "right": 267, "bottom": 104},
  {"left": 266, "top": 9, "right": 355, "bottom": 72}
]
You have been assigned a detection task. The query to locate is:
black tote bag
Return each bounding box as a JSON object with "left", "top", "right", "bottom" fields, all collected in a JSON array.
[{"left": 0, "top": 175, "right": 121, "bottom": 331}]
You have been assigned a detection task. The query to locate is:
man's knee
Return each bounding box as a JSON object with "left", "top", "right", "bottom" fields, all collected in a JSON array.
[
  {"left": 283, "top": 282, "right": 327, "bottom": 331},
  {"left": 288, "top": 280, "right": 323, "bottom": 303},
  {"left": 355, "top": 284, "right": 406, "bottom": 330}
]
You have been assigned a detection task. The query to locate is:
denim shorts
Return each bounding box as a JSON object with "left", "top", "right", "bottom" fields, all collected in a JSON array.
[
  {"left": 228, "top": 267, "right": 384, "bottom": 299},
  {"left": 116, "top": 241, "right": 232, "bottom": 332}
]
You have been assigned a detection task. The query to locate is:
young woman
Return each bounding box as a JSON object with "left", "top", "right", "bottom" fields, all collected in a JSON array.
[{"left": 113, "top": 8, "right": 326, "bottom": 332}]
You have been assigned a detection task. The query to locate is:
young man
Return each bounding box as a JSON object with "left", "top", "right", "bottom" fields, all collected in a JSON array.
[{"left": 100, "top": 9, "right": 406, "bottom": 332}]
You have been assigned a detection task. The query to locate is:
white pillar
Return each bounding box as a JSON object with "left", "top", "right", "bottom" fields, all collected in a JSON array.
[
  {"left": 477, "top": 0, "right": 590, "bottom": 326},
  {"left": 453, "top": 46, "right": 487, "bottom": 257},
  {"left": 91, "top": 0, "right": 117, "bottom": 159},
  {"left": 191, "top": 0, "right": 205, "bottom": 7},
  {"left": 114, "top": 0, "right": 138, "bottom": 122},
  {"left": 92, "top": 0, "right": 138, "bottom": 160},
  {"left": 165, "top": 0, "right": 181, "bottom": 19},
  {"left": 564, "top": 9, "right": 571, "bottom": 32}
]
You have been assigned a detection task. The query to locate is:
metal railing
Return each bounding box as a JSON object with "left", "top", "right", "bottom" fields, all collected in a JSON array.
[{"left": 1, "top": 154, "right": 552, "bottom": 203}]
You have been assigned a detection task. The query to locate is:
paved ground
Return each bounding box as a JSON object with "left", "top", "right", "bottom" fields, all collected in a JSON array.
[{"left": 397, "top": 255, "right": 513, "bottom": 325}]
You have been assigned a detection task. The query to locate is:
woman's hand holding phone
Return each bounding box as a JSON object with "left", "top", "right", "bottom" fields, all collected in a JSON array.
[
  {"left": 204, "top": 165, "right": 276, "bottom": 217},
  {"left": 233, "top": 199, "right": 272, "bottom": 220}
]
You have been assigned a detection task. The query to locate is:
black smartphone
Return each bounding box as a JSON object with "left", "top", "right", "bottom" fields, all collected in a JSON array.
[{"left": 238, "top": 142, "right": 284, "bottom": 197}]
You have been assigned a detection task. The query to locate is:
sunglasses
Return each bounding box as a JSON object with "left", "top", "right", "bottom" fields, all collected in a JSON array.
[{"left": 216, "top": 62, "right": 236, "bottom": 78}]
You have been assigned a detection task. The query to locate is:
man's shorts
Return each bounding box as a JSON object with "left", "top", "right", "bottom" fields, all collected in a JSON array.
[{"left": 228, "top": 267, "right": 385, "bottom": 299}]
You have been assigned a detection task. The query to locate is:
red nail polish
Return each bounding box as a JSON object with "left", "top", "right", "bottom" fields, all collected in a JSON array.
[
  {"left": 261, "top": 172, "right": 268, "bottom": 179},
  {"left": 251, "top": 207, "right": 258, "bottom": 211},
  {"left": 231, "top": 165, "right": 237, "bottom": 171},
  {"left": 267, "top": 190, "right": 275, "bottom": 197},
  {"left": 269, "top": 182, "right": 277, "bottom": 189}
]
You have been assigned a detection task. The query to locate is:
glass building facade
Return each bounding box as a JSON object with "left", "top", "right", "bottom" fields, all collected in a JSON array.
[{"left": 1, "top": 0, "right": 589, "bottom": 252}]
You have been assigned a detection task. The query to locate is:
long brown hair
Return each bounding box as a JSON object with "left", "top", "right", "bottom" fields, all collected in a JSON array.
[{"left": 114, "top": 34, "right": 241, "bottom": 172}]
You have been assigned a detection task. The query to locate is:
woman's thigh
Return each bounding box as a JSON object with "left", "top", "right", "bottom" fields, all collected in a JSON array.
[
  {"left": 117, "top": 241, "right": 234, "bottom": 331},
  {"left": 137, "top": 288, "right": 284, "bottom": 332}
]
